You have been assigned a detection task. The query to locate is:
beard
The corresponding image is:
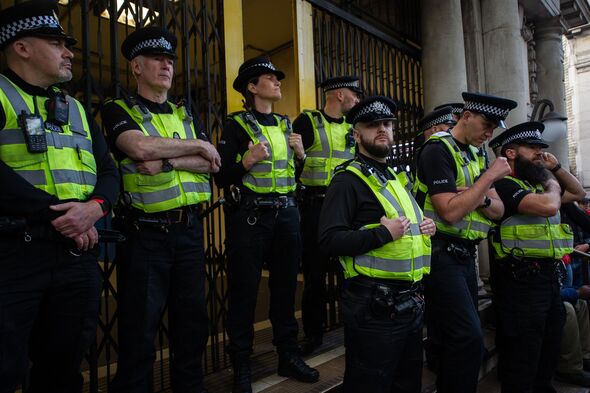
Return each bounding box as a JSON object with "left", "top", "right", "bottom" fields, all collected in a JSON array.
[
  {"left": 360, "top": 133, "right": 392, "bottom": 158},
  {"left": 514, "top": 155, "right": 550, "bottom": 184}
]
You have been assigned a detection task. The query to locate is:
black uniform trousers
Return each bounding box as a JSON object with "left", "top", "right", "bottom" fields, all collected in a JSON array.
[
  {"left": 341, "top": 280, "right": 423, "bottom": 393},
  {"left": 423, "top": 239, "right": 482, "bottom": 393},
  {"left": 491, "top": 259, "right": 565, "bottom": 393},
  {"left": 110, "top": 212, "right": 209, "bottom": 393},
  {"left": 0, "top": 234, "right": 102, "bottom": 393},
  {"left": 225, "top": 203, "right": 301, "bottom": 356},
  {"left": 300, "top": 195, "right": 333, "bottom": 339}
]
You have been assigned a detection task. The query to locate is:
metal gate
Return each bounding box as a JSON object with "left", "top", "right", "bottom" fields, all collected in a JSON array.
[
  {"left": 0, "top": 0, "right": 228, "bottom": 391},
  {"left": 310, "top": 0, "right": 423, "bottom": 170}
]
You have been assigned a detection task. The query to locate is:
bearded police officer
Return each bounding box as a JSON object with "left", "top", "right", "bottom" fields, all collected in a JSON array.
[
  {"left": 101, "top": 27, "right": 219, "bottom": 393},
  {"left": 215, "top": 57, "right": 319, "bottom": 393},
  {"left": 293, "top": 76, "right": 361, "bottom": 355},
  {"left": 488, "top": 122, "right": 585, "bottom": 393},
  {"left": 414, "top": 92, "right": 516, "bottom": 393},
  {"left": 319, "top": 96, "right": 435, "bottom": 393},
  {"left": 0, "top": 1, "right": 119, "bottom": 391}
]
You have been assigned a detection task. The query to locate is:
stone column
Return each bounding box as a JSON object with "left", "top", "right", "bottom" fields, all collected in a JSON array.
[
  {"left": 421, "top": 0, "right": 468, "bottom": 112},
  {"left": 481, "top": 0, "right": 529, "bottom": 125},
  {"left": 535, "top": 17, "right": 569, "bottom": 167}
]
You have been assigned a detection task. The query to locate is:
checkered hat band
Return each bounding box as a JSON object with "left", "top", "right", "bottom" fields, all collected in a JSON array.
[
  {"left": 451, "top": 107, "right": 463, "bottom": 115},
  {"left": 502, "top": 130, "right": 543, "bottom": 145},
  {"left": 422, "top": 113, "right": 454, "bottom": 131},
  {"left": 464, "top": 101, "right": 509, "bottom": 119},
  {"left": 0, "top": 15, "right": 61, "bottom": 46},
  {"left": 324, "top": 81, "right": 359, "bottom": 90},
  {"left": 130, "top": 37, "right": 173, "bottom": 58},
  {"left": 242, "top": 62, "right": 277, "bottom": 73},
  {"left": 356, "top": 101, "right": 394, "bottom": 119}
]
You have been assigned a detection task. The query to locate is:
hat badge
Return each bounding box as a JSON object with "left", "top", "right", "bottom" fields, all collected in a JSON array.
[{"left": 158, "top": 36, "right": 172, "bottom": 50}]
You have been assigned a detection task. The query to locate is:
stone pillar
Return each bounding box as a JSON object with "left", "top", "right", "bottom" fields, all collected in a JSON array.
[
  {"left": 421, "top": 0, "right": 467, "bottom": 112},
  {"left": 535, "top": 17, "right": 569, "bottom": 168},
  {"left": 481, "top": 0, "right": 529, "bottom": 125}
]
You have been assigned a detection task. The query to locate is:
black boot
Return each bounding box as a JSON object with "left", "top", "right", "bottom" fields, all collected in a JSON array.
[
  {"left": 278, "top": 351, "right": 320, "bottom": 383},
  {"left": 231, "top": 354, "right": 253, "bottom": 393}
]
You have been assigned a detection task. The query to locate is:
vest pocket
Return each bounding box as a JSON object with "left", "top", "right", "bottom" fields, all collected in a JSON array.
[{"left": 135, "top": 171, "right": 175, "bottom": 186}]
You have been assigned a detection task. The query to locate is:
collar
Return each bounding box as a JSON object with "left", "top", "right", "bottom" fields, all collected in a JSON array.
[
  {"left": 135, "top": 93, "right": 172, "bottom": 114},
  {"left": 4, "top": 68, "right": 54, "bottom": 97},
  {"left": 357, "top": 153, "right": 394, "bottom": 180},
  {"left": 320, "top": 109, "right": 345, "bottom": 124}
]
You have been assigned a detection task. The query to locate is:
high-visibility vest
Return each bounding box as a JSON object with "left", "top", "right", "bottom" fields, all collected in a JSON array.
[
  {"left": 0, "top": 74, "right": 96, "bottom": 200},
  {"left": 231, "top": 111, "right": 296, "bottom": 194},
  {"left": 491, "top": 176, "right": 573, "bottom": 260},
  {"left": 112, "top": 98, "right": 211, "bottom": 213},
  {"left": 414, "top": 133, "right": 493, "bottom": 240},
  {"left": 338, "top": 160, "right": 431, "bottom": 282},
  {"left": 299, "top": 110, "right": 354, "bottom": 186}
]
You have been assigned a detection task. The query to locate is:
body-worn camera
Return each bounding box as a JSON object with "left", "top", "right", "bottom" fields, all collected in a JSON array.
[
  {"left": 45, "top": 93, "right": 69, "bottom": 125},
  {"left": 18, "top": 111, "right": 47, "bottom": 153}
]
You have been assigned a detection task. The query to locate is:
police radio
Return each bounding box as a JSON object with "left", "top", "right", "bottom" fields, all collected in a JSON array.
[{"left": 18, "top": 110, "right": 47, "bottom": 153}]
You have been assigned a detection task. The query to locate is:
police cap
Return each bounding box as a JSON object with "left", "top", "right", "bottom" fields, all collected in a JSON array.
[
  {"left": 417, "top": 106, "right": 455, "bottom": 136},
  {"left": 320, "top": 76, "right": 363, "bottom": 95},
  {"left": 232, "top": 56, "right": 285, "bottom": 94},
  {"left": 121, "top": 26, "right": 177, "bottom": 61},
  {"left": 347, "top": 96, "right": 397, "bottom": 126},
  {"left": 462, "top": 92, "right": 517, "bottom": 129},
  {"left": 488, "top": 121, "right": 548, "bottom": 150}
]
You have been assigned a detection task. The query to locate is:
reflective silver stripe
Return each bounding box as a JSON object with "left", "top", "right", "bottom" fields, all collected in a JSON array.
[
  {"left": 0, "top": 74, "right": 29, "bottom": 113},
  {"left": 301, "top": 170, "right": 328, "bottom": 180},
  {"left": 0, "top": 129, "right": 24, "bottom": 144},
  {"left": 413, "top": 255, "right": 431, "bottom": 270},
  {"left": 502, "top": 239, "right": 551, "bottom": 249},
  {"left": 470, "top": 220, "right": 491, "bottom": 233},
  {"left": 408, "top": 223, "right": 421, "bottom": 234},
  {"left": 332, "top": 150, "right": 353, "bottom": 159},
  {"left": 133, "top": 105, "right": 160, "bottom": 137},
  {"left": 182, "top": 181, "right": 211, "bottom": 194},
  {"left": 250, "top": 162, "right": 272, "bottom": 173},
  {"left": 131, "top": 185, "right": 181, "bottom": 205},
  {"left": 307, "top": 151, "right": 326, "bottom": 158},
  {"left": 553, "top": 238, "right": 573, "bottom": 249},
  {"left": 503, "top": 215, "right": 550, "bottom": 226},
  {"left": 243, "top": 175, "right": 273, "bottom": 187},
  {"left": 17, "top": 170, "right": 46, "bottom": 185},
  {"left": 52, "top": 169, "right": 96, "bottom": 185},
  {"left": 355, "top": 255, "right": 412, "bottom": 273},
  {"left": 66, "top": 96, "right": 86, "bottom": 134},
  {"left": 182, "top": 117, "right": 194, "bottom": 140},
  {"left": 276, "top": 177, "right": 295, "bottom": 187},
  {"left": 427, "top": 209, "right": 490, "bottom": 233},
  {"left": 310, "top": 111, "right": 329, "bottom": 157},
  {"left": 274, "top": 159, "right": 289, "bottom": 170},
  {"left": 461, "top": 164, "right": 472, "bottom": 187}
]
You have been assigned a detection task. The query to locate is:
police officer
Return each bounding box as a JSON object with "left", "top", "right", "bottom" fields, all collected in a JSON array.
[
  {"left": 0, "top": 1, "right": 119, "bottom": 391},
  {"left": 318, "top": 96, "right": 435, "bottom": 393},
  {"left": 292, "top": 76, "right": 361, "bottom": 355},
  {"left": 101, "top": 27, "right": 219, "bottom": 393},
  {"left": 488, "top": 122, "right": 585, "bottom": 392},
  {"left": 215, "top": 57, "right": 319, "bottom": 392},
  {"left": 414, "top": 92, "right": 516, "bottom": 392}
]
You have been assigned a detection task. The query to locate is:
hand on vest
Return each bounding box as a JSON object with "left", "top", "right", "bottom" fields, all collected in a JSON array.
[
  {"left": 197, "top": 140, "right": 222, "bottom": 169},
  {"left": 380, "top": 215, "right": 411, "bottom": 241},
  {"left": 419, "top": 218, "right": 436, "bottom": 236},
  {"left": 288, "top": 133, "right": 305, "bottom": 160},
  {"left": 49, "top": 200, "right": 104, "bottom": 238},
  {"left": 73, "top": 226, "right": 98, "bottom": 251},
  {"left": 243, "top": 141, "right": 270, "bottom": 170},
  {"left": 136, "top": 160, "right": 163, "bottom": 175},
  {"left": 485, "top": 157, "right": 511, "bottom": 182}
]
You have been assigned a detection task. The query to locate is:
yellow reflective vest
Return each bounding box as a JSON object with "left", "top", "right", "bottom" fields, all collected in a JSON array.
[
  {"left": 414, "top": 133, "right": 493, "bottom": 241},
  {"left": 491, "top": 176, "right": 573, "bottom": 260},
  {"left": 0, "top": 74, "right": 96, "bottom": 200},
  {"left": 232, "top": 111, "right": 296, "bottom": 194},
  {"left": 112, "top": 98, "right": 211, "bottom": 213},
  {"left": 339, "top": 160, "right": 431, "bottom": 282},
  {"left": 299, "top": 110, "right": 354, "bottom": 186}
]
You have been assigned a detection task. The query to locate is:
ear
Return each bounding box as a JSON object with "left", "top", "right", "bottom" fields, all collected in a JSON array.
[
  {"left": 353, "top": 128, "right": 361, "bottom": 143},
  {"left": 131, "top": 58, "right": 142, "bottom": 77},
  {"left": 336, "top": 89, "right": 345, "bottom": 102},
  {"left": 504, "top": 147, "right": 517, "bottom": 160},
  {"left": 247, "top": 82, "right": 257, "bottom": 95},
  {"left": 9, "top": 39, "right": 32, "bottom": 60}
]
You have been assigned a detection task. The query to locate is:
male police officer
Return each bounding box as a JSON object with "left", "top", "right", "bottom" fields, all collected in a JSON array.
[
  {"left": 319, "top": 96, "right": 435, "bottom": 393},
  {"left": 101, "top": 27, "right": 219, "bottom": 393},
  {"left": 293, "top": 76, "right": 361, "bottom": 355},
  {"left": 0, "top": 1, "right": 119, "bottom": 391},
  {"left": 215, "top": 57, "right": 319, "bottom": 393},
  {"left": 488, "top": 122, "right": 585, "bottom": 392},
  {"left": 414, "top": 92, "right": 516, "bottom": 392}
]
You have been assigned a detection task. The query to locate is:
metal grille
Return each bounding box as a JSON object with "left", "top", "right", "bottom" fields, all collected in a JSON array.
[
  {"left": 0, "top": 1, "right": 227, "bottom": 391},
  {"left": 311, "top": 1, "right": 423, "bottom": 170}
]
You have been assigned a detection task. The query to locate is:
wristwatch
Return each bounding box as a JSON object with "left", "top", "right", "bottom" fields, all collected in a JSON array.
[
  {"left": 161, "top": 159, "right": 174, "bottom": 172},
  {"left": 481, "top": 195, "right": 491, "bottom": 209}
]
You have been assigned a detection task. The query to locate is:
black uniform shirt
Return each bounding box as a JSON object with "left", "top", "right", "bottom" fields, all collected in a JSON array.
[
  {"left": 0, "top": 69, "right": 119, "bottom": 220},
  {"left": 318, "top": 154, "right": 396, "bottom": 258},
  {"left": 214, "top": 110, "right": 292, "bottom": 196},
  {"left": 493, "top": 176, "right": 532, "bottom": 221},
  {"left": 101, "top": 95, "right": 209, "bottom": 162}
]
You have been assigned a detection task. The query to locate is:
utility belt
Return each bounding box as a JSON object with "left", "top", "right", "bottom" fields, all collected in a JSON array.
[
  {"left": 495, "top": 257, "right": 560, "bottom": 280},
  {"left": 243, "top": 195, "right": 297, "bottom": 209},
  {"left": 432, "top": 237, "right": 478, "bottom": 260},
  {"left": 298, "top": 186, "right": 326, "bottom": 204},
  {"left": 118, "top": 205, "right": 201, "bottom": 231},
  {"left": 345, "top": 275, "right": 424, "bottom": 320}
]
